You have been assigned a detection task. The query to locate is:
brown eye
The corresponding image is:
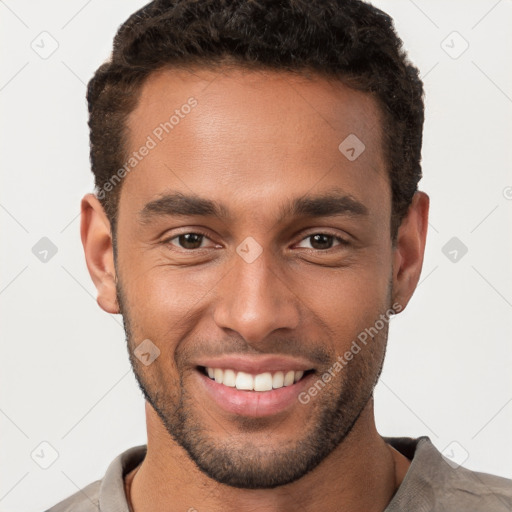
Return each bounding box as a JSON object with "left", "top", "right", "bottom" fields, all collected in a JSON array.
[
  {"left": 309, "top": 234, "right": 334, "bottom": 250},
  {"left": 170, "top": 233, "right": 206, "bottom": 250},
  {"left": 296, "top": 233, "right": 347, "bottom": 251}
]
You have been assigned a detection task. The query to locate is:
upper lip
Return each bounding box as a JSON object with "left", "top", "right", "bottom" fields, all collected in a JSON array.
[{"left": 196, "top": 355, "right": 315, "bottom": 374}]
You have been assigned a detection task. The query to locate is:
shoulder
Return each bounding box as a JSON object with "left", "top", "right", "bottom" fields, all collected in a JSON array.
[
  {"left": 44, "top": 480, "right": 101, "bottom": 512},
  {"left": 384, "top": 436, "right": 512, "bottom": 511},
  {"left": 43, "top": 444, "right": 146, "bottom": 512},
  {"left": 443, "top": 462, "right": 512, "bottom": 509}
]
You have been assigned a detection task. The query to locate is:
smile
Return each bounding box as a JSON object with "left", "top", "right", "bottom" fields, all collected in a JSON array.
[
  {"left": 196, "top": 365, "right": 316, "bottom": 417},
  {"left": 201, "top": 366, "right": 311, "bottom": 391}
]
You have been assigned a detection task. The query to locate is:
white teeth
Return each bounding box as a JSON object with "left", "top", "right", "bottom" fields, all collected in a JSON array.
[
  {"left": 294, "top": 370, "right": 304, "bottom": 383},
  {"left": 223, "top": 369, "right": 236, "bottom": 387},
  {"left": 204, "top": 367, "right": 307, "bottom": 391},
  {"left": 214, "top": 368, "right": 223, "bottom": 383},
  {"left": 284, "top": 370, "right": 295, "bottom": 386},
  {"left": 254, "top": 372, "right": 273, "bottom": 391},
  {"left": 272, "top": 371, "right": 284, "bottom": 389},
  {"left": 235, "top": 371, "right": 254, "bottom": 390}
]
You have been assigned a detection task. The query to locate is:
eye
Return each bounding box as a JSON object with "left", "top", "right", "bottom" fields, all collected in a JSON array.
[
  {"left": 165, "top": 232, "right": 216, "bottom": 250},
  {"left": 296, "top": 233, "right": 348, "bottom": 251}
]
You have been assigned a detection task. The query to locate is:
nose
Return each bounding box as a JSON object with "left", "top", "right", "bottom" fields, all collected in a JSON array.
[{"left": 212, "top": 248, "right": 301, "bottom": 346}]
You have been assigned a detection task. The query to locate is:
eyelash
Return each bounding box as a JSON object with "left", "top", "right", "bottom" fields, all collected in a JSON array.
[
  {"left": 295, "top": 233, "right": 349, "bottom": 250},
  {"left": 162, "top": 230, "right": 350, "bottom": 251}
]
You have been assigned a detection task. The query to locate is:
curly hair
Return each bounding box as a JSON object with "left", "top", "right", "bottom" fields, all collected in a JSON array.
[{"left": 87, "top": 0, "right": 424, "bottom": 242}]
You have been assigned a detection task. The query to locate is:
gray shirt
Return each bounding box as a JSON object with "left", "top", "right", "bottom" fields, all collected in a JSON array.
[{"left": 45, "top": 436, "right": 512, "bottom": 511}]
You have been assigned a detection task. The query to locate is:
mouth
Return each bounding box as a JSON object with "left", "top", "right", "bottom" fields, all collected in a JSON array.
[
  {"left": 195, "top": 365, "right": 316, "bottom": 418},
  {"left": 198, "top": 366, "right": 314, "bottom": 391}
]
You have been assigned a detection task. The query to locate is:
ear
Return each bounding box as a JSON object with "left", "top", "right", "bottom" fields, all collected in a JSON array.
[
  {"left": 391, "top": 191, "right": 429, "bottom": 311},
  {"left": 80, "top": 193, "right": 119, "bottom": 314}
]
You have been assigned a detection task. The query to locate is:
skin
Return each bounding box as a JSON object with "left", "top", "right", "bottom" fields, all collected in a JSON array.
[{"left": 81, "top": 67, "right": 429, "bottom": 512}]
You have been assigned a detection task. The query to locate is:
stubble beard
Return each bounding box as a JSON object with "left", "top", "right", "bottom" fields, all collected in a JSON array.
[{"left": 116, "top": 281, "right": 389, "bottom": 489}]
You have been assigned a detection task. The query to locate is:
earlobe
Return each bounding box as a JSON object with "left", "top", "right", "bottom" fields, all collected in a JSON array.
[
  {"left": 391, "top": 191, "right": 430, "bottom": 311},
  {"left": 80, "top": 193, "right": 120, "bottom": 314}
]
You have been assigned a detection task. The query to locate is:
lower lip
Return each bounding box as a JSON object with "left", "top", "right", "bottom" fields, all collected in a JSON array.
[{"left": 197, "top": 370, "right": 314, "bottom": 418}]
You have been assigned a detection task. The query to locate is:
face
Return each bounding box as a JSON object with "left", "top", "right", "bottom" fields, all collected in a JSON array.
[{"left": 92, "top": 67, "right": 420, "bottom": 489}]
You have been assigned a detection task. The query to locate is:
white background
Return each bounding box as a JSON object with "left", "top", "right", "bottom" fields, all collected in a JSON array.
[{"left": 1, "top": 1, "right": 511, "bottom": 510}]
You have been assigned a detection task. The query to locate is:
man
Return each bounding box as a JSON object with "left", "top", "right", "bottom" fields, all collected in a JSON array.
[{"left": 47, "top": 0, "right": 512, "bottom": 510}]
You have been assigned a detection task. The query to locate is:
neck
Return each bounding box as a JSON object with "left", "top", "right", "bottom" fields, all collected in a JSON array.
[{"left": 127, "top": 399, "right": 410, "bottom": 512}]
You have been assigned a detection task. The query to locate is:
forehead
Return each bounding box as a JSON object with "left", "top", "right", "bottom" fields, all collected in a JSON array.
[{"left": 120, "top": 66, "right": 389, "bottom": 224}]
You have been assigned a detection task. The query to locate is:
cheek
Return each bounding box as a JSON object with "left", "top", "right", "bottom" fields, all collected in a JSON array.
[
  {"left": 124, "top": 262, "right": 220, "bottom": 324},
  {"left": 119, "top": 264, "right": 225, "bottom": 374},
  {"left": 296, "top": 260, "right": 391, "bottom": 338}
]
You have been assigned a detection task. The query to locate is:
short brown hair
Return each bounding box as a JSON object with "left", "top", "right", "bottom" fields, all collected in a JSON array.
[{"left": 87, "top": 0, "right": 424, "bottom": 241}]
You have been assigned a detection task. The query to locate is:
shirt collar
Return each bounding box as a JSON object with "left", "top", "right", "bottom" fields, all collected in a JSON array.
[{"left": 97, "top": 436, "right": 436, "bottom": 511}]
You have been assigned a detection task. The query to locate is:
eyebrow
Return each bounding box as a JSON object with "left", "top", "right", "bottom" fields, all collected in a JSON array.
[{"left": 138, "top": 191, "right": 369, "bottom": 224}]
